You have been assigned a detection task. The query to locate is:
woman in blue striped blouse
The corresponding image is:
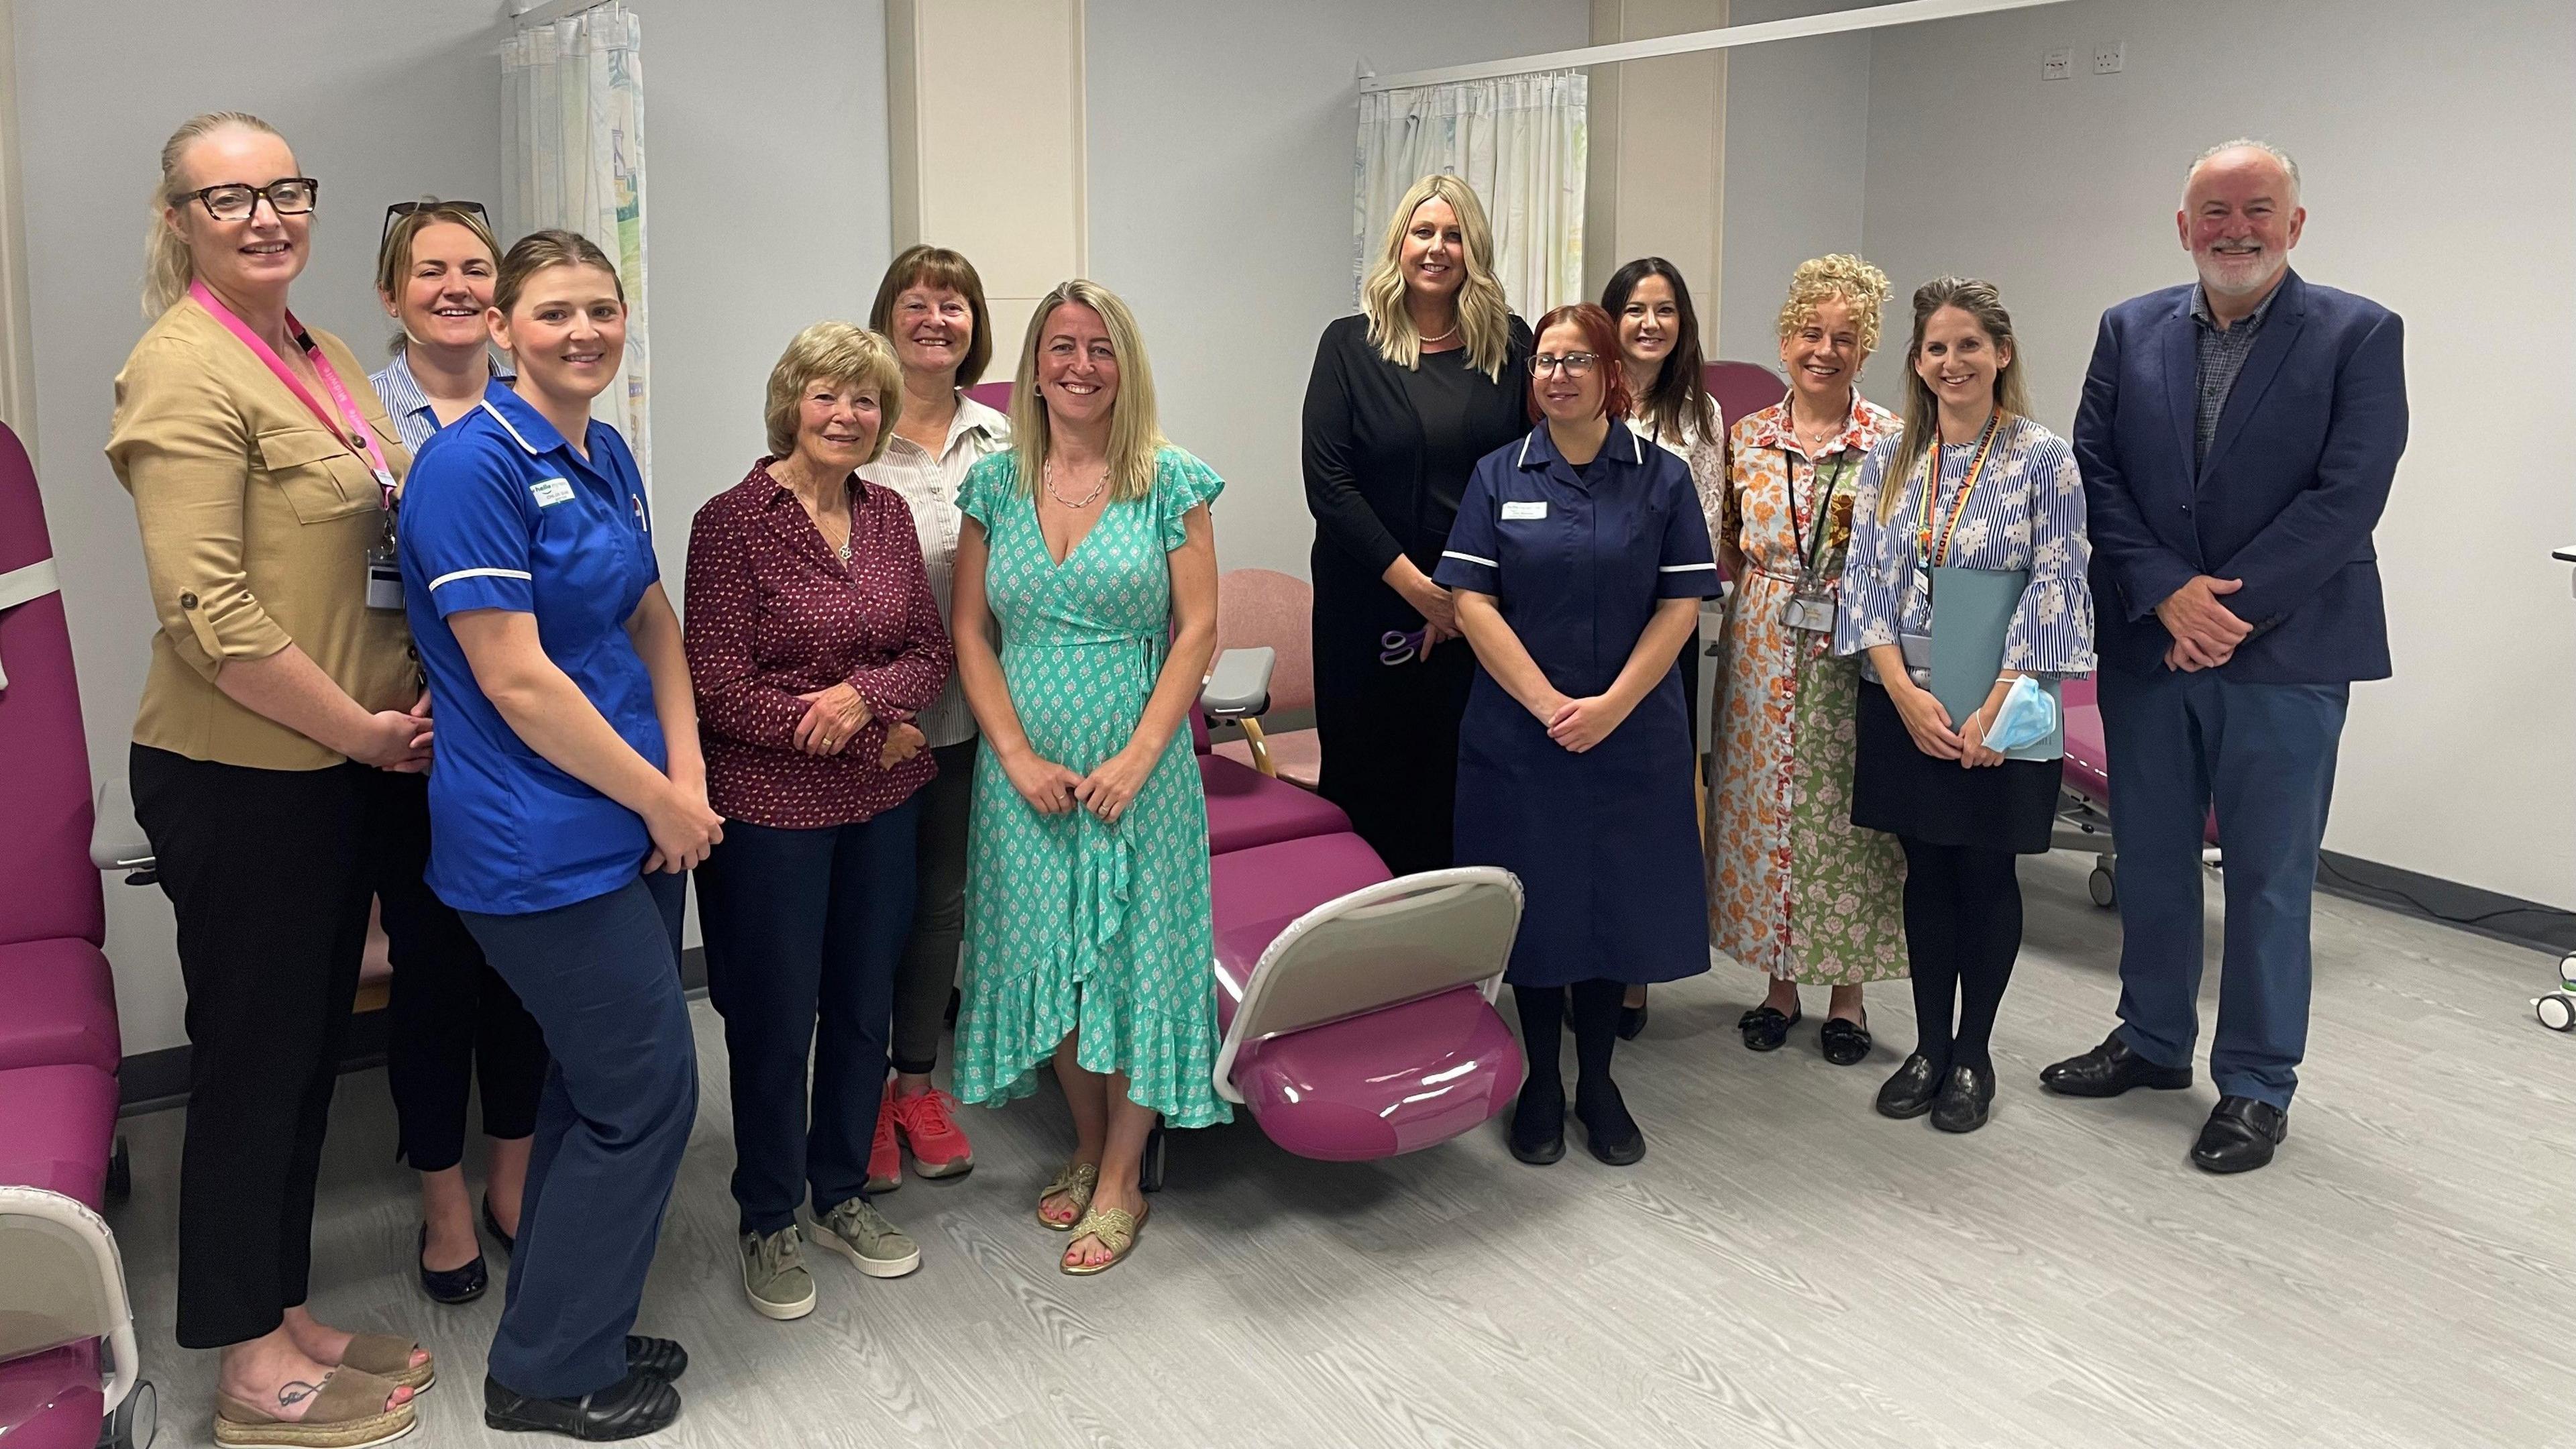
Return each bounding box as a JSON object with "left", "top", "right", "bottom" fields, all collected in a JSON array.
[{"left": 1834, "top": 277, "right": 2094, "bottom": 1134}]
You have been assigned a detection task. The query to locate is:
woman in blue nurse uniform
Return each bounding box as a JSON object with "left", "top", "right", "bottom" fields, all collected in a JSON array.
[
  {"left": 1438, "top": 301, "right": 1720, "bottom": 1170},
  {"left": 397, "top": 230, "right": 719, "bottom": 1441}
]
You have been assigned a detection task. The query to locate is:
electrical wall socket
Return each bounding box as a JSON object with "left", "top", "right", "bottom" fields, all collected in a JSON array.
[
  {"left": 2094, "top": 40, "right": 2126, "bottom": 74},
  {"left": 2043, "top": 46, "right": 2074, "bottom": 81}
]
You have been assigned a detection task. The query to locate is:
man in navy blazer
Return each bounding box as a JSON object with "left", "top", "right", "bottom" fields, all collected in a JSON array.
[{"left": 2040, "top": 140, "right": 2407, "bottom": 1173}]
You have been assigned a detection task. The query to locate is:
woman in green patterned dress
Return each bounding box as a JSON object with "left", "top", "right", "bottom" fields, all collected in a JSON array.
[{"left": 949, "top": 280, "right": 1224, "bottom": 1277}]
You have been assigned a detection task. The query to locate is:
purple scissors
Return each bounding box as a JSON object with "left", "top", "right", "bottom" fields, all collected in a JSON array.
[{"left": 1379, "top": 627, "right": 1426, "bottom": 666}]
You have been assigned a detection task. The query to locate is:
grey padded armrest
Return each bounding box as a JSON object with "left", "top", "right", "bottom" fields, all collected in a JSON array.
[
  {"left": 91, "top": 777, "right": 153, "bottom": 873},
  {"left": 1201, "top": 646, "right": 1275, "bottom": 718}
]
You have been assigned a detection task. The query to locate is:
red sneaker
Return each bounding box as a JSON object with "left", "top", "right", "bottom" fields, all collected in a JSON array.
[
  {"left": 866, "top": 1094, "right": 902, "bottom": 1193},
  {"left": 890, "top": 1087, "right": 975, "bottom": 1179}
]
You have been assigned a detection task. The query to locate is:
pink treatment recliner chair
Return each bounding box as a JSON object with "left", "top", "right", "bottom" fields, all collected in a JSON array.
[{"left": 0, "top": 421, "right": 154, "bottom": 1449}]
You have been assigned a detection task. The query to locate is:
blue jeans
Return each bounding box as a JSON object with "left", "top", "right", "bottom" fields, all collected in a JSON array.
[
  {"left": 459, "top": 871, "right": 693, "bottom": 1399},
  {"left": 2098, "top": 666, "right": 2347, "bottom": 1110},
  {"left": 694, "top": 802, "right": 921, "bottom": 1236}
]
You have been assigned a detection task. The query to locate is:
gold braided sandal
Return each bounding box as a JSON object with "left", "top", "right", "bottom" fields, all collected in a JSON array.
[
  {"left": 1036, "top": 1160, "right": 1099, "bottom": 1232},
  {"left": 1059, "top": 1203, "right": 1148, "bottom": 1277},
  {"left": 213, "top": 1367, "right": 416, "bottom": 1448}
]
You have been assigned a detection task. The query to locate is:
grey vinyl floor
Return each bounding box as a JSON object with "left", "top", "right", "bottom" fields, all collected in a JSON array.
[{"left": 107, "top": 851, "right": 2576, "bottom": 1448}]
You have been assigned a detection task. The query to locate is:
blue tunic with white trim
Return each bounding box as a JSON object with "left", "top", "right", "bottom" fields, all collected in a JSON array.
[{"left": 1435, "top": 424, "right": 1722, "bottom": 987}]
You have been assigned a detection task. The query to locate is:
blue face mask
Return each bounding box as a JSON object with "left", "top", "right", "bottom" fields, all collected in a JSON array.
[{"left": 1983, "top": 675, "right": 2059, "bottom": 753}]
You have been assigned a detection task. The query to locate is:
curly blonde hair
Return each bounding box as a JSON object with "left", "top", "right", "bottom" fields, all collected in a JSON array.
[
  {"left": 765, "top": 322, "right": 903, "bottom": 463},
  {"left": 1775, "top": 253, "right": 1892, "bottom": 358}
]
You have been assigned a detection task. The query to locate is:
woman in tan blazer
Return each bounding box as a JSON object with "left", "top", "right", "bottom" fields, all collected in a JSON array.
[{"left": 105, "top": 111, "right": 434, "bottom": 1449}]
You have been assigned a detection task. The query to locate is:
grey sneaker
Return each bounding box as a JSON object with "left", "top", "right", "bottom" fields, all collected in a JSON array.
[
  {"left": 808, "top": 1197, "right": 921, "bottom": 1279},
  {"left": 739, "top": 1225, "right": 816, "bottom": 1320}
]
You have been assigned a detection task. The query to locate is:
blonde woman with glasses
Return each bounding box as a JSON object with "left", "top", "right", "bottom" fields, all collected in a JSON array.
[
  {"left": 948, "top": 280, "right": 1225, "bottom": 1277},
  {"left": 1301, "top": 173, "right": 1534, "bottom": 876}
]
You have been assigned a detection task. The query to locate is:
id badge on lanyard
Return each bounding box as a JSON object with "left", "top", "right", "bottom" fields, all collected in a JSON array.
[
  {"left": 1780, "top": 448, "right": 1850, "bottom": 633},
  {"left": 190, "top": 280, "right": 406, "bottom": 610}
]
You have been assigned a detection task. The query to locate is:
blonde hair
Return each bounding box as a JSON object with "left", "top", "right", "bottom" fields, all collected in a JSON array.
[
  {"left": 1360, "top": 174, "right": 1514, "bottom": 379},
  {"left": 144, "top": 111, "right": 282, "bottom": 318},
  {"left": 1006, "top": 280, "right": 1167, "bottom": 505},
  {"left": 376, "top": 200, "right": 502, "bottom": 356},
  {"left": 494, "top": 229, "right": 623, "bottom": 320},
  {"left": 1878, "top": 277, "right": 2033, "bottom": 523},
  {"left": 764, "top": 322, "right": 903, "bottom": 463},
  {"left": 1777, "top": 253, "right": 1891, "bottom": 360}
]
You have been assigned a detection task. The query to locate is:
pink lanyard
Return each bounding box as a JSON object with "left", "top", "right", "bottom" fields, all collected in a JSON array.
[{"left": 189, "top": 278, "right": 398, "bottom": 511}]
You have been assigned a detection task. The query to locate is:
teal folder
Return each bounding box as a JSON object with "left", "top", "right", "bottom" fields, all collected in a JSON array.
[{"left": 1928, "top": 565, "right": 2062, "bottom": 762}]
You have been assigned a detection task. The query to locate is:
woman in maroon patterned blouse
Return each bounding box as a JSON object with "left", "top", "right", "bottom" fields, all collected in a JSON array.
[{"left": 683, "top": 322, "right": 955, "bottom": 1319}]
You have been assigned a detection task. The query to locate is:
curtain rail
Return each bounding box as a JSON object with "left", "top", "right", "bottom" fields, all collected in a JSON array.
[
  {"left": 507, "top": 0, "right": 620, "bottom": 30},
  {"left": 1359, "top": 0, "right": 2069, "bottom": 93}
]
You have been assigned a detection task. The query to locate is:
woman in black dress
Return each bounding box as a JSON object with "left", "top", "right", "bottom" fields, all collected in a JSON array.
[{"left": 1301, "top": 173, "right": 1532, "bottom": 875}]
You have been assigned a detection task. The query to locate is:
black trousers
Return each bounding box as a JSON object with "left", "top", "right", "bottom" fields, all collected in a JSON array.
[
  {"left": 376, "top": 771, "right": 545, "bottom": 1171},
  {"left": 1310, "top": 543, "right": 1476, "bottom": 877},
  {"left": 893, "top": 739, "right": 976, "bottom": 1076},
  {"left": 695, "top": 802, "right": 921, "bottom": 1236},
  {"left": 134, "top": 745, "right": 380, "bottom": 1350}
]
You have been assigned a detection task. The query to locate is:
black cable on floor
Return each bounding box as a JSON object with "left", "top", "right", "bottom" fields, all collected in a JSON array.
[{"left": 2315, "top": 855, "right": 2576, "bottom": 932}]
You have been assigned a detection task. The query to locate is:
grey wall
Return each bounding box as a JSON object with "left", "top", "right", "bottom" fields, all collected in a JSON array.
[
  {"left": 16, "top": 0, "right": 891, "bottom": 1054},
  {"left": 1083, "top": 0, "right": 1593, "bottom": 579},
  {"left": 1858, "top": 0, "right": 2576, "bottom": 905},
  {"left": 1715, "top": 0, "right": 1871, "bottom": 369}
]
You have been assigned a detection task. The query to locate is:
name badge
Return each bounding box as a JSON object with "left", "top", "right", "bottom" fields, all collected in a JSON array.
[
  {"left": 1501, "top": 500, "right": 1548, "bottom": 521},
  {"left": 530, "top": 477, "right": 575, "bottom": 507}
]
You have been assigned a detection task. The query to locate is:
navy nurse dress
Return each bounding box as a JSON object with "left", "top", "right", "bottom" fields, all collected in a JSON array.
[{"left": 1435, "top": 424, "right": 1723, "bottom": 988}]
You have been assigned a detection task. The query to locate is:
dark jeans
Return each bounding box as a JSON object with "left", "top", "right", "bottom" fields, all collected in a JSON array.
[
  {"left": 2099, "top": 666, "right": 2347, "bottom": 1109},
  {"left": 894, "top": 739, "right": 975, "bottom": 1075},
  {"left": 460, "top": 872, "right": 692, "bottom": 1400},
  {"left": 695, "top": 802, "right": 922, "bottom": 1236},
  {"left": 376, "top": 771, "right": 545, "bottom": 1170},
  {"left": 133, "top": 746, "right": 376, "bottom": 1350}
]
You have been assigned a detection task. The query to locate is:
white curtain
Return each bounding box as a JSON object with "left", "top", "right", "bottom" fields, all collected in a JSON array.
[
  {"left": 1354, "top": 70, "right": 1588, "bottom": 318},
  {"left": 502, "top": 3, "right": 650, "bottom": 482}
]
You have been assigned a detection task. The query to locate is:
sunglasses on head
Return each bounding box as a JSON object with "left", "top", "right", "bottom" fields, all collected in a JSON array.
[{"left": 381, "top": 199, "right": 489, "bottom": 249}]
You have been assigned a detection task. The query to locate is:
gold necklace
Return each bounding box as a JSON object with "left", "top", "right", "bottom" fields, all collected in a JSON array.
[{"left": 1044, "top": 455, "right": 1108, "bottom": 509}]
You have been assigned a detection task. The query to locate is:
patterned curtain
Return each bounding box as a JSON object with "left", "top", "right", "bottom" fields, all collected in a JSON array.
[
  {"left": 502, "top": 3, "right": 650, "bottom": 484},
  {"left": 1354, "top": 70, "right": 1588, "bottom": 317}
]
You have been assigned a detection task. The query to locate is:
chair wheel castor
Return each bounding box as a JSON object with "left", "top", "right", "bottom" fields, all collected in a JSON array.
[
  {"left": 107, "top": 1136, "right": 131, "bottom": 1203},
  {"left": 2538, "top": 994, "right": 2575, "bottom": 1032},
  {"left": 2087, "top": 864, "right": 2117, "bottom": 908},
  {"left": 1138, "top": 1121, "right": 1167, "bottom": 1193},
  {"left": 99, "top": 1377, "right": 155, "bottom": 1449}
]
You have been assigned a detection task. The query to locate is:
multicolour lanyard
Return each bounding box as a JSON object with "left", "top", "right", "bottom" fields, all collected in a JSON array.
[{"left": 1915, "top": 411, "right": 2002, "bottom": 569}]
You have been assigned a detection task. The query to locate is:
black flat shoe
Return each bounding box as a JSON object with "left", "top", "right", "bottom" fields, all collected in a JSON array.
[
  {"left": 419, "top": 1224, "right": 487, "bottom": 1305},
  {"left": 2190, "top": 1096, "right": 2288, "bottom": 1174},
  {"left": 1818, "top": 1014, "right": 1872, "bottom": 1066},
  {"left": 1507, "top": 1081, "right": 1566, "bottom": 1165},
  {"left": 1737, "top": 1004, "right": 1801, "bottom": 1052},
  {"left": 1617, "top": 994, "right": 1649, "bottom": 1041},
  {"left": 485, "top": 1367, "right": 680, "bottom": 1441},
  {"left": 2039, "top": 1031, "right": 2192, "bottom": 1097},
  {"left": 483, "top": 1195, "right": 517, "bottom": 1256},
  {"left": 625, "top": 1337, "right": 687, "bottom": 1383},
  {"left": 1574, "top": 1082, "right": 1645, "bottom": 1167},
  {"left": 1929, "top": 1063, "right": 1997, "bottom": 1134},
  {"left": 1875, "top": 1053, "right": 1943, "bottom": 1118}
]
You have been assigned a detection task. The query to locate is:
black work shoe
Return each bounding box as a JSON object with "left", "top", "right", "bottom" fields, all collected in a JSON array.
[
  {"left": 625, "top": 1336, "right": 687, "bottom": 1383},
  {"left": 1818, "top": 1014, "right": 1872, "bottom": 1066},
  {"left": 486, "top": 1368, "right": 680, "bottom": 1441},
  {"left": 1875, "top": 1053, "right": 1943, "bottom": 1118},
  {"left": 1737, "top": 1004, "right": 1801, "bottom": 1052},
  {"left": 2039, "top": 1032, "right": 2192, "bottom": 1097},
  {"left": 1508, "top": 1080, "right": 1566, "bottom": 1165},
  {"left": 482, "top": 1195, "right": 517, "bottom": 1256},
  {"left": 2190, "top": 1096, "right": 2288, "bottom": 1174},
  {"left": 418, "top": 1224, "right": 488, "bottom": 1305},
  {"left": 1617, "top": 995, "right": 1650, "bottom": 1041},
  {"left": 1929, "top": 1063, "right": 1997, "bottom": 1134},
  {"left": 1574, "top": 1081, "right": 1645, "bottom": 1166}
]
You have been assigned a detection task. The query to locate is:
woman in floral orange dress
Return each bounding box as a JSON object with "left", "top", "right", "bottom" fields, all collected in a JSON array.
[{"left": 1707, "top": 256, "right": 1909, "bottom": 1065}]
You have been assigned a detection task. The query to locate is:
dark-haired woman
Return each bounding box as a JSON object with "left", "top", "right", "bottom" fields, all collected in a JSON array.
[
  {"left": 1440, "top": 303, "right": 1719, "bottom": 1169},
  {"left": 1600, "top": 257, "right": 1726, "bottom": 1040},
  {"left": 400, "top": 230, "right": 710, "bottom": 1438},
  {"left": 1835, "top": 278, "right": 2094, "bottom": 1136},
  {"left": 857, "top": 244, "right": 1011, "bottom": 1186}
]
